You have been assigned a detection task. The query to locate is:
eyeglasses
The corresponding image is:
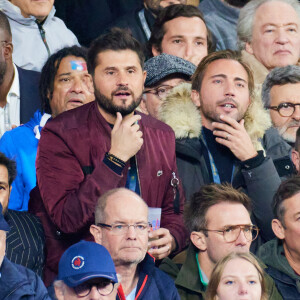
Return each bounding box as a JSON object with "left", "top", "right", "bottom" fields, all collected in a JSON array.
[
  {"left": 97, "top": 222, "right": 151, "bottom": 235},
  {"left": 198, "top": 224, "right": 259, "bottom": 243},
  {"left": 268, "top": 102, "right": 300, "bottom": 117},
  {"left": 144, "top": 85, "right": 176, "bottom": 100},
  {"left": 73, "top": 279, "right": 115, "bottom": 297}
]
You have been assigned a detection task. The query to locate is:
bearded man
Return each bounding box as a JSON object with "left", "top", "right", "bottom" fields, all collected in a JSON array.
[{"left": 29, "top": 28, "right": 186, "bottom": 286}]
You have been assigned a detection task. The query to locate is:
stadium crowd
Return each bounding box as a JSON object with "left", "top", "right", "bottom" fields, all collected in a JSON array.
[{"left": 1, "top": 0, "right": 300, "bottom": 299}]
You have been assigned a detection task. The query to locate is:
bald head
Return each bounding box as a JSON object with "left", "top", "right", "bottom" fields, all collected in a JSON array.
[{"left": 95, "top": 188, "right": 148, "bottom": 224}]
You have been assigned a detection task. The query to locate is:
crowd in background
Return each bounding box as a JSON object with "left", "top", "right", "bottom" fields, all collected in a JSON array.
[{"left": 1, "top": 0, "right": 300, "bottom": 299}]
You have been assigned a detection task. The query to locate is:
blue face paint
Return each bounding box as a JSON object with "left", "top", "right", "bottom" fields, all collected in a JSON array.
[{"left": 70, "top": 61, "right": 87, "bottom": 71}]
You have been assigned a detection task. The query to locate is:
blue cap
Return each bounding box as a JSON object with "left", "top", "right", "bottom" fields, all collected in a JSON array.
[
  {"left": 0, "top": 203, "right": 9, "bottom": 232},
  {"left": 58, "top": 241, "right": 118, "bottom": 287}
]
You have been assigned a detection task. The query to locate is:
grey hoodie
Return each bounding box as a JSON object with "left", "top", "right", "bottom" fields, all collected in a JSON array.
[{"left": 0, "top": 0, "right": 79, "bottom": 71}]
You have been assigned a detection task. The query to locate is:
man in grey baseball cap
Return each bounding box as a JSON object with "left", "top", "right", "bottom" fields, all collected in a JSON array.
[{"left": 139, "top": 53, "right": 196, "bottom": 118}]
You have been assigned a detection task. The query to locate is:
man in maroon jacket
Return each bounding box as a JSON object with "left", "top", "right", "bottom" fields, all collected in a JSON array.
[{"left": 30, "top": 28, "right": 186, "bottom": 286}]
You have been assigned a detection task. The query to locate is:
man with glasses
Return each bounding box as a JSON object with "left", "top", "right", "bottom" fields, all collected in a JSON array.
[
  {"left": 262, "top": 65, "right": 300, "bottom": 147},
  {"left": 90, "top": 188, "right": 180, "bottom": 300},
  {"left": 258, "top": 176, "right": 300, "bottom": 299},
  {"left": 139, "top": 53, "right": 196, "bottom": 119},
  {"left": 160, "top": 183, "right": 282, "bottom": 299},
  {"left": 54, "top": 240, "right": 119, "bottom": 300}
]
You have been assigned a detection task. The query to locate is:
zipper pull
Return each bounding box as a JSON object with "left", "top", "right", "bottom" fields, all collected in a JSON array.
[{"left": 171, "top": 172, "right": 180, "bottom": 214}]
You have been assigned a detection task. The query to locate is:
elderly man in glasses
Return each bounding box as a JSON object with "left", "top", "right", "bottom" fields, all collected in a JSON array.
[
  {"left": 54, "top": 240, "right": 119, "bottom": 300},
  {"left": 160, "top": 183, "right": 283, "bottom": 300},
  {"left": 90, "top": 188, "right": 180, "bottom": 300},
  {"left": 139, "top": 53, "right": 196, "bottom": 119},
  {"left": 262, "top": 65, "right": 300, "bottom": 147}
]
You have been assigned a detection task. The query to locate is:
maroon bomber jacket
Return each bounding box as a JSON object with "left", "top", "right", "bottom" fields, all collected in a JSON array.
[{"left": 29, "top": 101, "right": 187, "bottom": 286}]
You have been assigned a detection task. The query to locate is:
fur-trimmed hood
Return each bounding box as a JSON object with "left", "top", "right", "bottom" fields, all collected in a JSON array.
[{"left": 158, "top": 82, "right": 272, "bottom": 152}]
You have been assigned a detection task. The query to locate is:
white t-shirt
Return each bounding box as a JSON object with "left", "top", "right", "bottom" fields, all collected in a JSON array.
[{"left": 0, "top": 64, "right": 20, "bottom": 136}]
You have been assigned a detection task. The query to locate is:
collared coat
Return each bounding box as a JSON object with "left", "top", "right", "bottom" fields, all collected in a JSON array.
[{"left": 29, "top": 101, "right": 186, "bottom": 286}]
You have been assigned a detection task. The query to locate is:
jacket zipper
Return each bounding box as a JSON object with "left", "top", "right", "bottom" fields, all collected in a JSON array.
[
  {"left": 135, "top": 155, "right": 142, "bottom": 196},
  {"left": 4, "top": 281, "right": 30, "bottom": 299}
]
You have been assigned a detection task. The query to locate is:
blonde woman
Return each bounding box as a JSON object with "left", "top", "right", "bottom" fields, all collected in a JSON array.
[{"left": 206, "top": 252, "right": 268, "bottom": 300}]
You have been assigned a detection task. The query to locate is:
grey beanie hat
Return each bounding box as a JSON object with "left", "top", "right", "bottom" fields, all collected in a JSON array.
[{"left": 145, "top": 54, "right": 196, "bottom": 87}]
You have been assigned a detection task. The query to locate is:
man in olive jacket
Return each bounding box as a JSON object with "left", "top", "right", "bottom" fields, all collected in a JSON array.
[{"left": 160, "top": 183, "right": 283, "bottom": 299}]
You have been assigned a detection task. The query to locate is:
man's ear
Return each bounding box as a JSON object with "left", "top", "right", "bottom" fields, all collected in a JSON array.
[
  {"left": 152, "top": 45, "right": 161, "bottom": 57},
  {"left": 54, "top": 284, "right": 64, "bottom": 300},
  {"left": 90, "top": 225, "right": 103, "bottom": 244},
  {"left": 272, "top": 219, "right": 285, "bottom": 240},
  {"left": 245, "top": 42, "right": 254, "bottom": 55},
  {"left": 190, "top": 231, "right": 207, "bottom": 251},
  {"left": 191, "top": 90, "right": 201, "bottom": 108},
  {"left": 292, "top": 149, "right": 300, "bottom": 173},
  {"left": 3, "top": 42, "right": 13, "bottom": 60}
]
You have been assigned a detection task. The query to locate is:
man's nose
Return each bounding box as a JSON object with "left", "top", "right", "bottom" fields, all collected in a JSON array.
[
  {"left": 276, "top": 27, "right": 289, "bottom": 45},
  {"left": 235, "top": 229, "right": 248, "bottom": 247},
  {"left": 224, "top": 81, "right": 236, "bottom": 98},
  {"left": 117, "top": 71, "right": 128, "bottom": 86},
  {"left": 71, "top": 77, "right": 84, "bottom": 93},
  {"left": 89, "top": 286, "right": 101, "bottom": 299},
  {"left": 292, "top": 104, "right": 300, "bottom": 120},
  {"left": 126, "top": 225, "right": 137, "bottom": 239}
]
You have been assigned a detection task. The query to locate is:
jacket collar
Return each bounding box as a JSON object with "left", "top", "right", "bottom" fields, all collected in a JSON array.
[
  {"left": 159, "top": 82, "right": 272, "bottom": 152},
  {"left": 0, "top": 257, "right": 34, "bottom": 298},
  {"left": 174, "top": 245, "right": 206, "bottom": 295},
  {"left": 117, "top": 253, "right": 155, "bottom": 300}
]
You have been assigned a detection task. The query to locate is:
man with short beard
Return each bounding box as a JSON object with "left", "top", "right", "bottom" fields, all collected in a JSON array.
[
  {"left": 199, "top": 0, "right": 250, "bottom": 50},
  {"left": 0, "top": 10, "right": 40, "bottom": 136},
  {"left": 159, "top": 50, "right": 293, "bottom": 252},
  {"left": 32, "top": 28, "right": 186, "bottom": 287}
]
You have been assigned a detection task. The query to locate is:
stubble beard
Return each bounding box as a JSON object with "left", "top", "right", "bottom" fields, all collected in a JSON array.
[
  {"left": 94, "top": 86, "right": 143, "bottom": 117},
  {"left": 200, "top": 97, "right": 246, "bottom": 125},
  {"left": 0, "top": 61, "right": 7, "bottom": 86},
  {"left": 276, "top": 122, "right": 300, "bottom": 144}
]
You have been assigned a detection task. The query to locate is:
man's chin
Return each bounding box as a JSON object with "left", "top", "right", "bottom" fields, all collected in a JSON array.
[{"left": 278, "top": 127, "right": 297, "bottom": 144}]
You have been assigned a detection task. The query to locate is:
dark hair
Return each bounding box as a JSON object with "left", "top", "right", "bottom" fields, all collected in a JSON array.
[
  {"left": 0, "top": 152, "right": 16, "bottom": 186},
  {"left": 148, "top": 4, "right": 214, "bottom": 55},
  {"left": 191, "top": 50, "right": 255, "bottom": 97},
  {"left": 39, "top": 46, "right": 88, "bottom": 114},
  {"left": 0, "top": 11, "right": 12, "bottom": 38},
  {"left": 273, "top": 176, "right": 300, "bottom": 227},
  {"left": 184, "top": 183, "right": 252, "bottom": 233},
  {"left": 87, "top": 27, "right": 145, "bottom": 75}
]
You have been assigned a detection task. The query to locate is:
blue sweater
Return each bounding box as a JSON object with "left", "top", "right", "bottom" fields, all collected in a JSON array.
[{"left": 0, "top": 110, "right": 45, "bottom": 211}]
